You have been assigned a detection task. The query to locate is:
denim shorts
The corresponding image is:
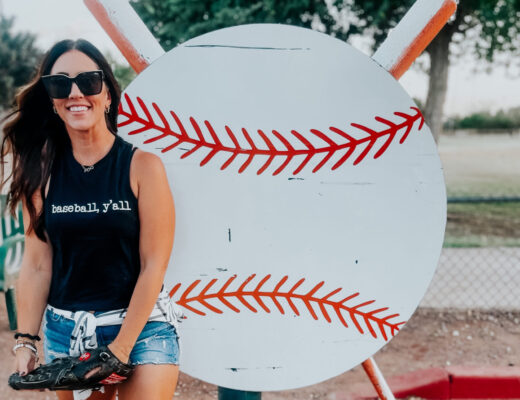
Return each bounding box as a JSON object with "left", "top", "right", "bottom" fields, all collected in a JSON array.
[{"left": 43, "top": 307, "right": 179, "bottom": 366}]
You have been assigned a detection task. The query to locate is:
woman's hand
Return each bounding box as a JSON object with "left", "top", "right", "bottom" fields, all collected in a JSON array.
[
  {"left": 13, "top": 346, "right": 38, "bottom": 376},
  {"left": 107, "top": 342, "right": 131, "bottom": 364}
]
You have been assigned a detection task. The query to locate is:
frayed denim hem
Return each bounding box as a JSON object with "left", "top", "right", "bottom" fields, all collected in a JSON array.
[{"left": 131, "top": 361, "right": 179, "bottom": 366}]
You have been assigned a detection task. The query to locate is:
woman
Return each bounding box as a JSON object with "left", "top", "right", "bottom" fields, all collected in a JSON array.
[{"left": 1, "top": 39, "right": 179, "bottom": 400}]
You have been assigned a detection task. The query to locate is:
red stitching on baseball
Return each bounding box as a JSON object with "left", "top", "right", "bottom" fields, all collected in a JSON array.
[
  {"left": 169, "top": 274, "right": 406, "bottom": 341},
  {"left": 118, "top": 93, "right": 424, "bottom": 176}
]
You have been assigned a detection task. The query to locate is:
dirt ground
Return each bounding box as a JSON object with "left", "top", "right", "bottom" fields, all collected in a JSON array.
[{"left": 1, "top": 299, "right": 519, "bottom": 400}]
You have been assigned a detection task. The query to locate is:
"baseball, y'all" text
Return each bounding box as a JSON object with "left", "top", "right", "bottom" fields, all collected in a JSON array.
[{"left": 51, "top": 200, "right": 131, "bottom": 214}]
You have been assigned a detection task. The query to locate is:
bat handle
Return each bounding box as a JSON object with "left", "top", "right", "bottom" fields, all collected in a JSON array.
[
  {"left": 362, "top": 357, "right": 396, "bottom": 400},
  {"left": 83, "top": 0, "right": 164, "bottom": 73},
  {"left": 372, "top": 0, "right": 457, "bottom": 79}
]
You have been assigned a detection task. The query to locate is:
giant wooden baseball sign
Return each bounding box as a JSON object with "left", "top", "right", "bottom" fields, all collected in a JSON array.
[{"left": 115, "top": 23, "right": 447, "bottom": 391}]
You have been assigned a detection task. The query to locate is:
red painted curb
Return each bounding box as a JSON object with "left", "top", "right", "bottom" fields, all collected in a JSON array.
[
  {"left": 447, "top": 366, "right": 520, "bottom": 399},
  {"left": 333, "top": 368, "right": 449, "bottom": 400},
  {"left": 390, "top": 367, "right": 450, "bottom": 399},
  {"left": 332, "top": 365, "right": 520, "bottom": 400}
]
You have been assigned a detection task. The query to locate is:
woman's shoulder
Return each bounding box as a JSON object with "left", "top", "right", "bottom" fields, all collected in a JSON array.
[
  {"left": 132, "top": 148, "right": 163, "bottom": 167},
  {"left": 128, "top": 148, "right": 167, "bottom": 198},
  {"left": 130, "top": 148, "right": 167, "bottom": 179}
]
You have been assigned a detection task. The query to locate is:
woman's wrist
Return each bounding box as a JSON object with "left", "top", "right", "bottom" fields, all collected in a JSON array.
[
  {"left": 107, "top": 341, "right": 132, "bottom": 363},
  {"left": 15, "top": 338, "right": 36, "bottom": 346},
  {"left": 14, "top": 332, "right": 41, "bottom": 342},
  {"left": 12, "top": 342, "right": 39, "bottom": 362}
]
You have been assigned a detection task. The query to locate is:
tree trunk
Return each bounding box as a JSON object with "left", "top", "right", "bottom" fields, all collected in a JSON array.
[{"left": 424, "top": 27, "right": 453, "bottom": 143}]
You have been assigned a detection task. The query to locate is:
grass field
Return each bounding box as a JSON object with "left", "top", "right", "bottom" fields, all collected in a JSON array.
[
  {"left": 445, "top": 202, "right": 520, "bottom": 247},
  {"left": 439, "top": 132, "right": 520, "bottom": 247}
]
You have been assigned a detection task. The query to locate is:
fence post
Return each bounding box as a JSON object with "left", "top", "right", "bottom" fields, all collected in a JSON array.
[
  {"left": 218, "top": 387, "right": 261, "bottom": 400},
  {"left": 5, "top": 286, "right": 17, "bottom": 330}
]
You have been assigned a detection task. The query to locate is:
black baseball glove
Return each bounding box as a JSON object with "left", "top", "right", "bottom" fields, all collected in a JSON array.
[{"left": 9, "top": 346, "right": 134, "bottom": 391}]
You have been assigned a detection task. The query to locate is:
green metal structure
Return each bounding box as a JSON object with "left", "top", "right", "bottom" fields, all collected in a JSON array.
[
  {"left": 218, "top": 387, "right": 261, "bottom": 400},
  {"left": 0, "top": 194, "right": 24, "bottom": 330}
]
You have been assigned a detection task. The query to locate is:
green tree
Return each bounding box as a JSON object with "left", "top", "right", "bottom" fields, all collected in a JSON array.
[
  {"left": 0, "top": 15, "right": 42, "bottom": 110},
  {"left": 130, "top": 0, "right": 336, "bottom": 51},
  {"left": 445, "top": 107, "right": 520, "bottom": 131},
  {"left": 341, "top": 0, "right": 520, "bottom": 141},
  {"left": 131, "top": 1, "right": 520, "bottom": 142},
  {"left": 106, "top": 53, "right": 137, "bottom": 90}
]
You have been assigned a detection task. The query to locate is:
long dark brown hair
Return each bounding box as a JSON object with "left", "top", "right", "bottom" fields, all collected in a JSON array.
[{"left": 0, "top": 39, "right": 121, "bottom": 241}]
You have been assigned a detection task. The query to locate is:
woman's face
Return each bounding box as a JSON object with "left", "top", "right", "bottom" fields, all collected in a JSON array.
[{"left": 49, "top": 50, "right": 111, "bottom": 134}]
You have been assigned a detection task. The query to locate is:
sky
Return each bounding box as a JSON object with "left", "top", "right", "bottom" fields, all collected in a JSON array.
[{"left": 3, "top": 0, "right": 520, "bottom": 117}]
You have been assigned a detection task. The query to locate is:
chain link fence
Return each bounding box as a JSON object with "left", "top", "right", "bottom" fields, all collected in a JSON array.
[{"left": 420, "top": 131, "right": 520, "bottom": 310}]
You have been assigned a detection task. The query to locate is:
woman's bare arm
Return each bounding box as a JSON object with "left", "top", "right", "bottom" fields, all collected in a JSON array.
[
  {"left": 14, "top": 193, "right": 53, "bottom": 374},
  {"left": 108, "top": 150, "right": 175, "bottom": 362}
]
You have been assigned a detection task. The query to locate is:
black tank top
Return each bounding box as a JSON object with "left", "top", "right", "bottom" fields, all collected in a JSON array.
[{"left": 44, "top": 135, "right": 140, "bottom": 311}]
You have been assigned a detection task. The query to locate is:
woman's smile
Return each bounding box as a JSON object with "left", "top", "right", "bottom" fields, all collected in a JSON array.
[{"left": 67, "top": 104, "right": 90, "bottom": 113}]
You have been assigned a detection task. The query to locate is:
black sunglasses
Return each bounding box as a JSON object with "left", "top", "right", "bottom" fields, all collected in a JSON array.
[{"left": 41, "top": 70, "right": 104, "bottom": 99}]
